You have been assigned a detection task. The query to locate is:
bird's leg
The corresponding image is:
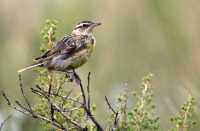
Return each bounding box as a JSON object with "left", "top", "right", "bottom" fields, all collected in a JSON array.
[
  {"left": 65, "top": 69, "right": 81, "bottom": 85},
  {"left": 72, "top": 69, "right": 81, "bottom": 85},
  {"left": 65, "top": 71, "right": 74, "bottom": 82}
]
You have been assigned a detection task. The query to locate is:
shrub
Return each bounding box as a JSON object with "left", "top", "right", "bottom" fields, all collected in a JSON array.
[{"left": 1, "top": 20, "right": 196, "bottom": 131}]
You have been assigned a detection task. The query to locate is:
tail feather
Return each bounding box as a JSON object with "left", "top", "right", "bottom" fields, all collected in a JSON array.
[{"left": 18, "top": 63, "right": 44, "bottom": 73}]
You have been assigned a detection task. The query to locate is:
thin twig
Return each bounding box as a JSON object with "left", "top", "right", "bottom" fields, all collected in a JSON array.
[
  {"left": 3, "top": 82, "right": 75, "bottom": 130},
  {"left": 73, "top": 70, "right": 86, "bottom": 106},
  {"left": 2, "top": 95, "right": 68, "bottom": 131},
  {"left": 84, "top": 107, "right": 104, "bottom": 131},
  {"left": 50, "top": 104, "right": 54, "bottom": 121},
  {"left": 64, "top": 89, "right": 73, "bottom": 99},
  {"left": 105, "top": 96, "right": 119, "bottom": 128},
  {"left": 63, "top": 107, "right": 81, "bottom": 112},
  {"left": 0, "top": 115, "right": 12, "bottom": 131},
  {"left": 1, "top": 91, "right": 11, "bottom": 106},
  {"left": 46, "top": 92, "right": 83, "bottom": 130},
  {"left": 32, "top": 86, "right": 83, "bottom": 130},
  {"left": 18, "top": 74, "right": 32, "bottom": 111},
  {"left": 3, "top": 71, "right": 104, "bottom": 131},
  {"left": 61, "top": 89, "right": 73, "bottom": 109},
  {"left": 87, "top": 72, "right": 91, "bottom": 111},
  {"left": 79, "top": 82, "right": 87, "bottom": 106},
  {"left": 3, "top": 90, "right": 64, "bottom": 130},
  {"left": 105, "top": 96, "right": 117, "bottom": 114},
  {"left": 77, "top": 72, "right": 104, "bottom": 131},
  {"left": 48, "top": 72, "right": 53, "bottom": 97},
  {"left": 52, "top": 104, "right": 84, "bottom": 130},
  {"left": 20, "top": 109, "right": 67, "bottom": 131},
  {"left": 31, "top": 87, "right": 82, "bottom": 105},
  {"left": 56, "top": 75, "right": 66, "bottom": 95}
]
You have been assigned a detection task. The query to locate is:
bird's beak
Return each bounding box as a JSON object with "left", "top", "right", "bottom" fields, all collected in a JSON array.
[{"left": 92, "top": 22, "right": 101, "bottom": 28}]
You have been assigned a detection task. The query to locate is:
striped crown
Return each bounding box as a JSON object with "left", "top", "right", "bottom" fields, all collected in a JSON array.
[{"left": 74, "top": 21, "right": 94, "bottom": 29}]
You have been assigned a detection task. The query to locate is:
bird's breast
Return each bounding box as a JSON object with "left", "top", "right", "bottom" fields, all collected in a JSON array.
[{"left": 64, "top": 38, "right": 96, "bottom": 70}]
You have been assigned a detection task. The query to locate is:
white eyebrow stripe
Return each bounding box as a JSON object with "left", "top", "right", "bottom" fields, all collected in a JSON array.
[
  {"left": 75, "top": 22, "right": 91, "bottom": 28},
  {"left": 76, "top": 23, "right": 83, "bottom": 28}
]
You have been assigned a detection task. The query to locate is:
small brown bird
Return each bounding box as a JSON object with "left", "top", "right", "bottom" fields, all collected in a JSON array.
[{"left": 18, "top": 20, "right": 101, "bottom": 83}]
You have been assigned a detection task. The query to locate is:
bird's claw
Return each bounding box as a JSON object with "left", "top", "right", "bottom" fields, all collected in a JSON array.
[{"left": 65, "top": 71, "right": 81, "bottom": 85}]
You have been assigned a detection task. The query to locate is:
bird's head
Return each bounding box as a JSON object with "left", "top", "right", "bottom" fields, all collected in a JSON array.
[{"left": 72, "top": 21, "right": 101, "bottom": 36}]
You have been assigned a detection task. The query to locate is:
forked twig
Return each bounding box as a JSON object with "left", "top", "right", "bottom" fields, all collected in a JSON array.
[
  {"left": 77, "top": 72, "right": 104, "bottom": 131},
  {"left": 105, "top": 96, "right": 119, "bottom": 128},
  {"left": 18, "top": 74, "right": 32, "bottom": 111},
  {"left": 2, "top": 72, "right": 105, "bottom": 131},
  {"left": 2, "top": 91, "right": 68, "bottom": 130}
]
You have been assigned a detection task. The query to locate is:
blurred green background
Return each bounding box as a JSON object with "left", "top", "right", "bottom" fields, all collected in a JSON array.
[{"left": 0, "top": 0, "right": 200, "bottom": 130}]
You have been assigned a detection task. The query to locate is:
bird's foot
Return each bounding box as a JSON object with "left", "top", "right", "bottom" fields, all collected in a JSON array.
[
  {"left": 65, "top": 72, "right": 73, "bottom": 82},
  {"left": 65, "top": 70, "right": 81, "bottom": 85}
]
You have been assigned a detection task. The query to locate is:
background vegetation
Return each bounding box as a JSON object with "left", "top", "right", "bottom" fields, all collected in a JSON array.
[{"left": 0, "top": 0, "right": 200, "bottom": 130}]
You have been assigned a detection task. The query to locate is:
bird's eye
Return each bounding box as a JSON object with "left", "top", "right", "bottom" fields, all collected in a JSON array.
[
  {"left": 75, "top": 23, "right": 90, "bottom": 29},
  {"left": 82, "top": 24, "right": 88, "bottom": 27}
]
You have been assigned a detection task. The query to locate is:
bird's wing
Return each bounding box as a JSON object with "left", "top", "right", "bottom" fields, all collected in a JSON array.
[{"left": 35, "top": 35, "right": 80, "bottom": 62}]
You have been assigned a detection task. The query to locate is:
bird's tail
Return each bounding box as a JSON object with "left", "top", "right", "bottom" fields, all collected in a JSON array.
[{"left": 18, "top": 62, "right": 44, "bottom": 73}]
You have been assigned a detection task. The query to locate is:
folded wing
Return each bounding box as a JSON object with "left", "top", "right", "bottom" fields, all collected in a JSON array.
[{"left": 35, "top": 35, "right": 77, "bottom": 62}]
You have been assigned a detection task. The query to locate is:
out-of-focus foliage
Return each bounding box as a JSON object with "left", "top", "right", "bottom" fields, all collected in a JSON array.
[
  {"left": 40, "top": 19, "right": 58, "bottom": 52},
  {"left": 170, "top": 96, "right": 196, "bottom": 131},
  {"left": 126, "top": 74, "right": 160, "bottom": 131}
]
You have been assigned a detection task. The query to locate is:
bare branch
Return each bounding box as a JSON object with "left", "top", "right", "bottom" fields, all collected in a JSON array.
[
  {"left": 31, "top": 87, "right": 82, "bottom": 105},
  {"left": 84, "top": 107, "right": 104, "bottom": 131},
  {"left": 63, "top": 107, "right": 81, "bottom": 112},
  {"left": 76, "top": 72, "right": 104, "bottom": 131},
  {"left": 105, "top": 96, "right": 119, "bottom": 128},
  {"left": 78, "top": 78, "right": 87, "bottom": 107},
  {"left": 18, "top": 74, "right": 32, "bottom": 111},
  {"left": 33, "top": 84, "right": 84, "bottom": 130},
  {"left": 48, "top": 72, "right": 53, "bottom": 97},
  {"left": 87, "top": 72, "right": 91, "bottom": 111},
  {"left": 21, "top": 110, "right": 67, "bottom": 131},
  {"left": 105, "top": 96, "right": 117, "bottom": 114},
  {"left": 0, "top": 115, "right": 12, "bottom": 131},
  {"left": 52, "top": 104, "right": 84, "bottom": 130},
  {"left": 2, "top": 94, "right": 68, "bottom": 131},
  {"left": 3, "top": 72, "right": 105, "bottom": 131},
  {"left": 50, "top": 104, "right": 54, "bottom": 121},
  {"left": 1, "top": 91, "right": 11, "bottom": 106}
]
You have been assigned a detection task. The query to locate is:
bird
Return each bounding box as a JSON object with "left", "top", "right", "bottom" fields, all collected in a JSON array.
[{"left": 18, "top": 20, "right": 101, "bottom": 83}]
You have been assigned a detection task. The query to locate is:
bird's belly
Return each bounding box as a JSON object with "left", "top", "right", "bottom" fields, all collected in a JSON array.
[
  {"left": 55, "top": 46, "right": 94, "bottom": 71},
  {"left": 65, "top": 49, "right": 92, "bottom": 69},
  {"left": 47, "top": 41, "right": 95, "bottom": 72},
  {"left": 67, "top": 52, "right": 88, "bottom": 69}
]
